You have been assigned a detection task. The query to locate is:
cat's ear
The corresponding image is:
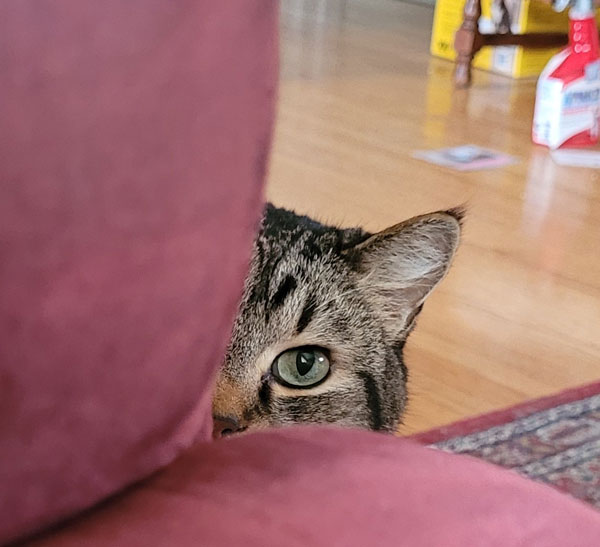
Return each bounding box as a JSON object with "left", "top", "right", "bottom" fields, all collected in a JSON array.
[{"left": 350, "top": 208, "right": 463, "bottom": 338}]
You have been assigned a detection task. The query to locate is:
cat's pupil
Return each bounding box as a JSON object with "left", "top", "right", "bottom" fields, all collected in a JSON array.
[{"left": 296, "top": 352, "right": 315, "bottom": 376}]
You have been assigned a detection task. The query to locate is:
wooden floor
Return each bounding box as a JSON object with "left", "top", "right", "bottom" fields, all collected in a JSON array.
[{"left": 268, "top": 0, "right": 600, "bottom": 435}]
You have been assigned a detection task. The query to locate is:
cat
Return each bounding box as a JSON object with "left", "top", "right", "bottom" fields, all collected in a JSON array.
[{"left": 212, "top": 203, "right": 462, "bottom": 437}]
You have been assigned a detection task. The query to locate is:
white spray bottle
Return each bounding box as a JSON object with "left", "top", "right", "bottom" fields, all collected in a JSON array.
[{"left": 532, "top": 0, "right": 600, "bottom": 148}]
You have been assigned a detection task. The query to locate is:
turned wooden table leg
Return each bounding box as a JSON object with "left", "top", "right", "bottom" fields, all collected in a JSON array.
[{"left": 454, "top": 0, "right": 483, "bottom": 88}]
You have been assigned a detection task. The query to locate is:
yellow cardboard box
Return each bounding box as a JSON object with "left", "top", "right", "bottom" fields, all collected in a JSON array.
[{"left": 430, "top": 0, "right": 600, "bottom": 78}]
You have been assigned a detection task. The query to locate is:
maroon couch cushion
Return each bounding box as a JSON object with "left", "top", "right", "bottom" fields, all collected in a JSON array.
[
  {"left": 0, "top": 1, "right": 277, "bottom": 543},
  {"left": 27, "top": 428, "right": 600, "bottom": 546}
]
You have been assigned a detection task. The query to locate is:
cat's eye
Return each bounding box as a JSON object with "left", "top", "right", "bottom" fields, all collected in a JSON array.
[{"left": 271, "top": 346, "right": 330, "bottom": 389}]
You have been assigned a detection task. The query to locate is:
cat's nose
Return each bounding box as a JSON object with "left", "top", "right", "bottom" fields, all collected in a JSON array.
[{"left": 212, "top": 415, "right": 243, "bottom": 439}]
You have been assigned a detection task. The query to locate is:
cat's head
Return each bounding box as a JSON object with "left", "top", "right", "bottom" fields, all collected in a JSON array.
[{"left": 212, "top": 204, "right": 462, "bottom": 437}]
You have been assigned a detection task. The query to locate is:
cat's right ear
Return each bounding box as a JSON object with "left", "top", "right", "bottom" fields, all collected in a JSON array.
[{"left": 349, "top": 208, "right": 463, "bottom": 339}]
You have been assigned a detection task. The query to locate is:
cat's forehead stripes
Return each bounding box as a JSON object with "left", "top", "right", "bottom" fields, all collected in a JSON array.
[
  {"left": 270, "top": 275, "right": 297, "bottom": 311},
  {"left": 296, "top": 292, "right": 317, "bottom": 334}
]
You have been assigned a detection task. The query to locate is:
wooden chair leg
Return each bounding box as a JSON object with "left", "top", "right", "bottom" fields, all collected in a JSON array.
[{"left": 454, "top": 0, "right": 483, "bottom": 88}]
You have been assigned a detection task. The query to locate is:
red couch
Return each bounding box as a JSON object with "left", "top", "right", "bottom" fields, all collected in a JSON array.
[{"left": 2, "top": 2, "right": 599, "bottom": 545}]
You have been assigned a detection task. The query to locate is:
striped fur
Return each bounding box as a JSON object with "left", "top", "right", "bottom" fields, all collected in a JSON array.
[{"left": 213, "top": 204, "right": 462, "bottom": 433}]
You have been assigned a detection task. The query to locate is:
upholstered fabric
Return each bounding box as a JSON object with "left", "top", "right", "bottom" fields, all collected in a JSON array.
[
  {"left": 0, "top": 1, "right": 277, "bottom": 543},
  {"left": 27, "top": 427, "right": 600, "bottom": 546}
]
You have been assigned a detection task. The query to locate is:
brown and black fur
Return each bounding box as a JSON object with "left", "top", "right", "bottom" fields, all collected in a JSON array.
[{"left": 213, "top": 204, "right": 463, "bottom": 434}]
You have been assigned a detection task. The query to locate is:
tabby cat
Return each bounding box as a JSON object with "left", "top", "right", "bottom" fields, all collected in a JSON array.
[{"left": 212, "top": 204, "right": 462, "bottom": 437}]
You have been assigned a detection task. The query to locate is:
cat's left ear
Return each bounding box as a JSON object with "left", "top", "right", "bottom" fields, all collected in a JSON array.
[{"left": 349, "top": 209, "right": 463, "bottom": 338}]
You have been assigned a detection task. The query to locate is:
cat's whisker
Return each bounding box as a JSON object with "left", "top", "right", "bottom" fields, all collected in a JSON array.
[{"left": 313, "top": 284, "right": 369, "bottom": 314}]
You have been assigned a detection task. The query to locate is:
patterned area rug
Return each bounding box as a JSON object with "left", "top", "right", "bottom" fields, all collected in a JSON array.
[{"left": 412, "top": 382, "right": 600, "bottom": 509}]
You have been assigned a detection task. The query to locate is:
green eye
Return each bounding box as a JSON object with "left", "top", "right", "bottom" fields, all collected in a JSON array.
[{"left": 272, "top": 347, "right": 330, "bottom": 389}]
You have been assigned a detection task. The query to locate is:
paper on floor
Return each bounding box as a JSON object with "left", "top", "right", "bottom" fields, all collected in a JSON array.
[
  {"left": 551, "top": 149, "right": 600, "bottom": 168},
  {"left": 412, "top": 145, "right": 518, "bottom": 171}
]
